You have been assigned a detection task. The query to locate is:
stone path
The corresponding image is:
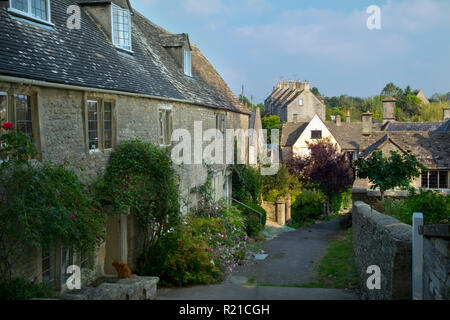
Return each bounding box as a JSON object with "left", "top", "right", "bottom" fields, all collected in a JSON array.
[{"left": 158, "top": 218, "right": 359, "bottom": 300}]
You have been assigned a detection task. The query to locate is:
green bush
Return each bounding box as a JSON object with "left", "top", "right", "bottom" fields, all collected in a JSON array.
[
  {"left": 261, "top": 166, "right": 301, "bottom": 196},
  {"left": 135, "top": 223, "right": 219, "bottom": 287},
  {"left": 292, "top": 190, "right": 325, "bottom": 225},
  {"left": 136, "top": 206, "right": 250, "bottom": 287},
  {"left": 0, "top": 279, "right": 57, "bottom": 300},
  {"left": 0, "top": 162, "right": 105, "bottom": 252},
  {"left": 329, "top": 188, "right": 352, "bottom": 214},
  {"left": 236, "top": 202, "right": 267, "bottom": 236},
  {"left": 98, "top": 139, "right": 181, "bottom": 252},
  {"left": 232, "top": 165, "right": 262, "bottom": 204},
  {"left": 383, "top": 191, "right": 450, "bottom": 225}
]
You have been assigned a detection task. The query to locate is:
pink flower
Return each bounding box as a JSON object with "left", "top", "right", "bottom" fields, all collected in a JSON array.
[
  {"left": 1, "top": 122, "right": 13, "bottom": 130},
  {"left": 71, "top": 214, "right": 76, "bottom": 219}
]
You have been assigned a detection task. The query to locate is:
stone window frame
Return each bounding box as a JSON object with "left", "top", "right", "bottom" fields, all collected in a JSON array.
[
  {"left": 0, "top": 90, "right": 41, "bottom": 151},
  {"left": 215, "top": 112, "right": 226, "bottom": 136},
  {"left": 84, "top": 97, "right": 117, "bottom": 154},
  {"left": 158, "top": 106, "right": 173, "bottom": 147}
]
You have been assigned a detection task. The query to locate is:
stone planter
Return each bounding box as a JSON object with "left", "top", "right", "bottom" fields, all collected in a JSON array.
[{"left": 60, "top": 276, "right": 159, "bottom": 300}]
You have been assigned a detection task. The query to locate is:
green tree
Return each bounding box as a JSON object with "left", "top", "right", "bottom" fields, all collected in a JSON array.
[
  {"left": 381, "top": 82, "right": 403, "bottom": 97},
  {"left": 262, "top": 115, "right": 283, "bottom": 144},
  {"left": 354, "top": 150, "right": 426, "bottom": 201},
  {"left": 396, "top": 94, "right": 423, "bottom": 119}
]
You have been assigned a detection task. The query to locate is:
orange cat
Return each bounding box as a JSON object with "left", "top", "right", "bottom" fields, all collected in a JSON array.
[{"left": 112, "top": 260, "right": 136, "bottom": 279}]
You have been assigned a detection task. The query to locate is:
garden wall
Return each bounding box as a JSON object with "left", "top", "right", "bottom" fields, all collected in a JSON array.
[
  {"left": 423, "top": 236, "right": 450, "bottom": 300},
  {"left": 261, "top": 196, "right": 291, "bottom": 226},
  {"left": 352, "top": 201, "right": 412, "bottom": 300}
]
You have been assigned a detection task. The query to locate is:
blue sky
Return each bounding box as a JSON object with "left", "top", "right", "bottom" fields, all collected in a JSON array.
[{"left": 132, "top": 0, "right": 450, "bottom": 103}]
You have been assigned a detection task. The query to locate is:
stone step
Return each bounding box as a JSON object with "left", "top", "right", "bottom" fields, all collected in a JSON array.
[{"left": 60, "top": 276, "right": 159, "bottom": 300}]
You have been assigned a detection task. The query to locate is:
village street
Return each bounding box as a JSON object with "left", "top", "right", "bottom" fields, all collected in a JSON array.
[{"left": 158, "top": 219, "right": 359, "bottom": 300}]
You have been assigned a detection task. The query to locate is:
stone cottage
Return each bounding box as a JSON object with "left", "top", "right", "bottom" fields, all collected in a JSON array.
[
  {"left": 281, "top": 98, "right": 450, "bottom": 194},
  {"left": 264, "top": 80, "right": 326, "bottom": 123},
  {"left": 0, "top": 0, "right": 253, "bottom": 290}
]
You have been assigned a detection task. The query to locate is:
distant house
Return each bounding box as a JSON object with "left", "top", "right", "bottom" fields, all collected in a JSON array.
[
  {"left": 414, "top": 89, "right": 430, "bottom": 105},
  {"left": 281, "top": 114, "right": 361, "bottom": 161},
  {"left": 281, "top": 97, "right": 450, "bottom": 193},
  {"left": 264, "top": 80, "right": 326, "bottom": 123}
]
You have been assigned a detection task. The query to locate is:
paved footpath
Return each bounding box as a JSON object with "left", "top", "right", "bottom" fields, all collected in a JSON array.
[{"left": 158, "top": 218, "right": 359, "bottom": 300}]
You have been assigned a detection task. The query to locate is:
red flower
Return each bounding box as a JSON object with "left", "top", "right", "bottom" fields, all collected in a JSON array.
[{"left": 1, "top": 122, "right": 13, "bottom": 130}]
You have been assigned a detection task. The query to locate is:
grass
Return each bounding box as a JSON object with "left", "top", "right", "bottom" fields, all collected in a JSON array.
[
  {"left": 246, "top": 228, "right": 360, "bottom": 290},
  {"left": 301, "top": 228, "right": 359, "bottom": 289}
]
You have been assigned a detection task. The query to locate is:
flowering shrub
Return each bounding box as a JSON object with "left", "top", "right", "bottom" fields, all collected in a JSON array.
[
  {"left": 136, "top": 205, "right": 251, "bottom": 287},
  {"left": 0, "top": 122, "right": 38, "bottom": 170}
]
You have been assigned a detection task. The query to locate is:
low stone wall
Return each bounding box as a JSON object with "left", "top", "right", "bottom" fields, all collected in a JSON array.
[
  {"left": 60, "top": 276, "right": 159, "bottom": 300},
  {"left": 423, "top": 237, "right": 450, "bottom": 300},
  {"left": 353, "top": 201, "right": 412, "bottom": 300}
]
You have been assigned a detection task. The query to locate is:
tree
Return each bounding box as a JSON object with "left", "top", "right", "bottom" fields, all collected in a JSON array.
[
  {"left": 262, "top": 115, "right": 283, "bottom": 144},
  {"left": 396, "top": 94, "right": 422, "bottom": 119},
  {"left": 354, "top": 150, "right": 426, "bottom": 201},
  {"left": 311, "top": 87, "right": 321, "bottom": 97},
  {"left": 381, "top": 82, "right": 403, "bottom": 97},
  {"left": 285, "top": 139, "right": 354, "bottom": 214}
]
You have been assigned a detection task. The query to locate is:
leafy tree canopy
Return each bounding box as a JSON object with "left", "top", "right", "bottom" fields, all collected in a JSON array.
[{"left": 354, "top": 150, "right": 426, "bottom": 201}]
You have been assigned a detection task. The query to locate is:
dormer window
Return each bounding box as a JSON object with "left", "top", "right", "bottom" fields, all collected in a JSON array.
[
  {"left": 112, "top": 4, "right": 132, "bottom": 52},
  {"left": 183, "top": 49, "right": 192, "bottom": 77},
  {"left": 9, "top": 0, "right": 51, "bottom": 23}
]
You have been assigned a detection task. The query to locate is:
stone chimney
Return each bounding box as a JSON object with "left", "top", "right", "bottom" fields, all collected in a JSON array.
[
  {"left": 443, "top": 108, "right": 450, "bottom": 121},
  {"left": 382, "top": 98, "right": 396, "bottom": 123},
  {"left": 336, "top": 115, "right": 342, "bottom": 126},
  {"left": 304, "top": 80, "right": 310, "bottom": 91},
  {"left": 283, "top": 81, "right": 289, "bottom": 89},
  {"left": 295, "top": 80, "right": 305, "bottom": 91},
  {"left": 362, "top": 111, "right": 373, "bottom": 136},
  {"left": 346, "top": 111, "right": 351, "bottom": 123},
  {"left": 289, "top": 80, "right": 295, "bottom": 90}
]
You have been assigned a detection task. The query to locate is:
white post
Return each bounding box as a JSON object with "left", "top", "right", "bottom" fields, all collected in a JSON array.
[{"left": 412, "top": 212, "right": 424, "bottom": 300}]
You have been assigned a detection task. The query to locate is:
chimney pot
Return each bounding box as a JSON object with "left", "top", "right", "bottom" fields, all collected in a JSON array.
[
  {"left": 362, "top": 111, "right": 373, "bottom": 136},
  {"left": 336, "top": 115, "right": 342, "bottom": 126},
  {"left": 346, "top": 111, "right": 351, "bottom": 123},
  {"left": 304, "top": 80, "right": 310, "bottom": 91},
  {"left": 289, "top": 80, "right": 295, "bottom": 90}
]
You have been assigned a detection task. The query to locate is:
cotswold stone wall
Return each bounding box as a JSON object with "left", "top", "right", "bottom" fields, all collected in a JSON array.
[
  {"left": 423, "top": 237, "right": 450, "bottom": 300},
  {"left": 352, "top": 201, "right": 412, "bottom": 300}
]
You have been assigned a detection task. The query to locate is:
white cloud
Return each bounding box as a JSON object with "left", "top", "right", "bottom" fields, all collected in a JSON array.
[{"left": 234, "top": 0, "right": 450, "bottom": 65}]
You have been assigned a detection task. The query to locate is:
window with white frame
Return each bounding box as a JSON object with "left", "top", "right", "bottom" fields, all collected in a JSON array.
[
  {"left": 159, "top": 108, "right": 172, "bottom": 146},
  {"left": 87, "top": 100, "right": 115, "bottom": 151},
  {"left": 299, "top": 98, "right": 304, "bottom": 106},
  {"left": 9, "top": 0, "right": 51, "bottom": 22},
  {"left": 112, "top": 4, "right": 132, "bottom": 52},
  {"left": 422, "top": 170, "right": 449, "bottom": 189},
  {"left": 183, "top": 48, "right": 192, "bottom": 77}
]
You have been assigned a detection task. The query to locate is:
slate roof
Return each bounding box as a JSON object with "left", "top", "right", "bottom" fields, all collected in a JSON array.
[
  {"left": 360, "top": 131, "right": 450, "bottom": 169},
  {"left": 159, "top": 33, "right": 190, "bottom": 49},
  {"left": 281, "top": 122, "right": 309, "bottom": 147},
  {"left": 325, "top": 122, "right": 363, "bottom": 150},
  {"left": 382, "top": 121, "right": 444, "bottom": 132},
  {"left": 0, "top": 0, "right": 249, "bottom": 114}
]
